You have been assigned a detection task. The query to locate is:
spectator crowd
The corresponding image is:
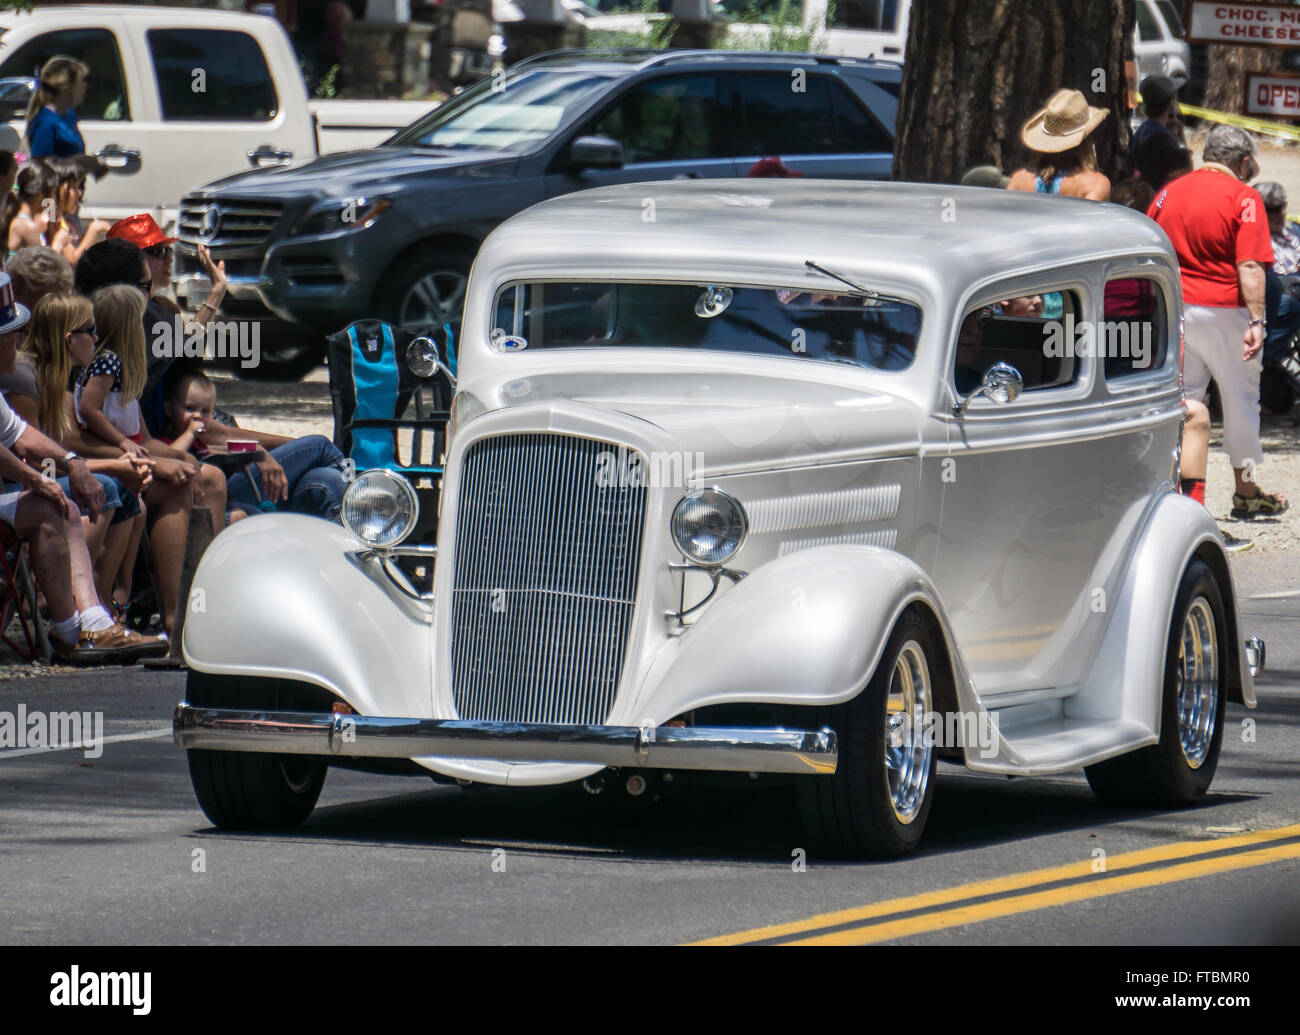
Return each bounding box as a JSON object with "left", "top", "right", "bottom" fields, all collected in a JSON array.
[{"left": 0, "top": 54, "right": 353, "bottom": 662}]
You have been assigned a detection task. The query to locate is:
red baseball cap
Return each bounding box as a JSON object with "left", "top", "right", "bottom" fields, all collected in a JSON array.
[
  {"left": 747, "top": 156, "right": 804, "bottom": 178},
  {"left": 107, "top": 213, "right": 178, "bottom": 249}
]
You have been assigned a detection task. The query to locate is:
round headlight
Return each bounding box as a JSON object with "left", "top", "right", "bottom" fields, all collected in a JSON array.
[
  {"left": 671, "top": 488, "right": 748, "bottom": 567},
  {"left": 341, "top": 469, "right": 419, "bottom": 548}
]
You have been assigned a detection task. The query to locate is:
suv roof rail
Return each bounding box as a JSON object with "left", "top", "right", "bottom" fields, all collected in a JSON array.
[{"left": 510, "top": 47, "right": 902, "bottom": 72}]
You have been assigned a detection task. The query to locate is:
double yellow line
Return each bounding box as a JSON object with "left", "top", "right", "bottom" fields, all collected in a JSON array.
[{"left": 692, "top": 822, "right": 1300, "bottom": 946}]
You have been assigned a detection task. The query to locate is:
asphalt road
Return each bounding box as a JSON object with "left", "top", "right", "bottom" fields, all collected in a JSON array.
[{"left": 1, "top": 554, "right": 1298, "bottom": 946}]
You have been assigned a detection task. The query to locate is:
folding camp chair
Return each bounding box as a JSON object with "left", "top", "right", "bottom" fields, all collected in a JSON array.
[
  {"left": 0, "top": 526, "right": 51, "bottom": 662},
  {"left": 326, "top": 320, "right": 454, "bottom": 591}
]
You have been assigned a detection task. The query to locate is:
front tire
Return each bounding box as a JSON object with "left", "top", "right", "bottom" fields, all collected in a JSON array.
[
  {"left": 185, "top": 672, "right": 329, "bottom": 830},
  {"left": 374, "top": 245, "right": 475, "bottom": 337},
  {"left": 797, "top": 608, "right": 939, "bottom": 859},
  {"left": 1085, "top": 558, "right": 1228, "bottom": 807}
]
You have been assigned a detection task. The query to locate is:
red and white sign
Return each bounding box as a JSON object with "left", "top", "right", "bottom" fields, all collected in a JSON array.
[
  {"left": 1188, "top": 1, "right": 1300, "bottom": 47},
  {"left": 1246, "top": 73, "right": 1300, "bottom": 115}
]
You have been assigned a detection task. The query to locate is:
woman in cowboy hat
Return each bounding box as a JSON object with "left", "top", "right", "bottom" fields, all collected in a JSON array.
[{"left": 1007, "top": 88, "right": 1112, "bottom": 201}]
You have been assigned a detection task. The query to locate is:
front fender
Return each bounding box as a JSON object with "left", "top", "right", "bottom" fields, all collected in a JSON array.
[
  {"left": 181, "top": 515, "right": 433, "bottom": 719},
  {"left": 633, "top": 546, "right": 970, "bottom": 722}
]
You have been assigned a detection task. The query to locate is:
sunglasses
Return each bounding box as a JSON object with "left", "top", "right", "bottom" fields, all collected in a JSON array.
[
  {"left": 143, "top": 244, "right": 171, "bottom": 258},
  {"left": 73, "top": 323, "right": 97, "bottom": 336}
]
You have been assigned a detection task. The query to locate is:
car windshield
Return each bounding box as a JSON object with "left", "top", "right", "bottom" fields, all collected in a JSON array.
[
  {"left": 491, "top": 281, "right": 922, "bottom": 371},
  {"left": 388, "top": 70, "right": 614, "bottom": 152}
]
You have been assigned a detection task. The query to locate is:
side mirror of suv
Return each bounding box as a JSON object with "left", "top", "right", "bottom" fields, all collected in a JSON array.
[
  {"left": 569, "top": 136, "right": 624, "bottom": 171},
  {"left": 0, "top": 77, "right": 34, "bottom": 122}
]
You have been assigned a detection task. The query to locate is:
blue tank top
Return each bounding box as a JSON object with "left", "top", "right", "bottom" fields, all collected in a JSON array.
[{"left": 1036, "top": 172, "right": 1066, "bottom": 195}]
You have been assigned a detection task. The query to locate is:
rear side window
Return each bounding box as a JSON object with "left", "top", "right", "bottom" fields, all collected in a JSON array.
[
  {"left": 954, "top": 292, "right": 1084, "bottom": 395},
  {"left": 1136, "top": 1, "right": 1161, "bottom": 42},
  {"left": 1103, "top": 276, "right": 1169, "bottom": 379},
  {"left": 0, "top": 27, "right": 130, "bottom": 120},
  {"left": 737, "top": 74, "right": 838, "bottom": 155},
  {"left": 147, "top": 29, "right": 277, "bottom": 121},
  {"left": 832, "top": 82, "right": 892, "bottom": 152},
  {"left": 828, "top": 0, "right": 902, "bottom": 30}
]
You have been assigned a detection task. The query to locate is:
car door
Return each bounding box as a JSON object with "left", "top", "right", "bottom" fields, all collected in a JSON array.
[
  {"left": 126, "top": 22, "right": 316, "bottom": 230},
  {"left": 0, "top": 19, "right": 155, "bottom": 224},
  {"left": 731, "top": 71, "right": 892, "bottom": 179},
  {"left": 543, "top": 73, "right": 737, "bottom": 197},
  {"left": 932, "top": 282, "right": 1107, "bottom": 698}
]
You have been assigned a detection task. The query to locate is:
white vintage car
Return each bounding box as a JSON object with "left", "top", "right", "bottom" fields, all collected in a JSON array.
[{"left": 174, "top": 180, "right": 1263, "bottom": 858}]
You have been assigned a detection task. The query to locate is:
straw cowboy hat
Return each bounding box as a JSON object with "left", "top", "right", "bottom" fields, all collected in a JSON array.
[{"left": 1021, "top": 89, "right": 1110, "bottom": 153}]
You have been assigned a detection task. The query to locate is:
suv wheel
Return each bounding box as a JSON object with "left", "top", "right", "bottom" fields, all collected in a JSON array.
[{"left": 376, "top": 245, "right": 475, "bottom": 338}]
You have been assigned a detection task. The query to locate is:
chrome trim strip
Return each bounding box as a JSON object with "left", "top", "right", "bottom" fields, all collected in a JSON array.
[{"left": 173, "top": 704, "right": 838, "bottom": 775}]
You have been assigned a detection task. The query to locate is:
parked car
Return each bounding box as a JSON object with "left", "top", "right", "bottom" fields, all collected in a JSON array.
[
  {"left": 173, "top": 179, "right": 1262, "bottom": 857},
  {"left": 173, "top": 48, "right": 900, "bottom": 378},
  {"left": 589, "top": 0, "right": 1187, "bottom": 87},
  {"left": 0, "top": 6, "right": 440, "bottom": 229}
]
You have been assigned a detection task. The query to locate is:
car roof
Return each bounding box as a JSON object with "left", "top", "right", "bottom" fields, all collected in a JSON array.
[
  {"left": 480, "top": 179, "right": 1175, "bottom": 300},
  {"left": 512, "top": 48, "right": 902, "bottom": 79},
  {"left": 27, "top": 4, "right": 265, "bottom": 19}
]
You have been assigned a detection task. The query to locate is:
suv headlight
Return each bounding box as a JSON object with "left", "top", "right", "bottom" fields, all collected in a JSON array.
[
  {"left": 341, "top": 469, "right": 419, "bottom": 547},
  {"left": 292, "top": 196, "right": 391, "bottom": 236},
  {"left": 671, "top": 488, "right": 748, "bottom": 567}
]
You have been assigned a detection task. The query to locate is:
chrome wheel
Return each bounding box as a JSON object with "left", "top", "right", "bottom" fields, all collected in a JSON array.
[
  {"left": 884, "top": 639, "right": 933, "bottom": 824},
  {"left": 1177, "top": 596, "right": 1219, "bottom": 769},
  {"left": 399, "top": 268, "right": 466, "bottom": 330}
]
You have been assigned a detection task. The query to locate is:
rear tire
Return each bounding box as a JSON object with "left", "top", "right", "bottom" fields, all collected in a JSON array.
[
  {"left": 1085, "top": 559, "right": 1227, "bottom": 807},
  {"left": 185, "top": 672, "right": 329, "bottom": 830},
  {"left": 796, "top": 608, "right": 938, "bottom": 859}
]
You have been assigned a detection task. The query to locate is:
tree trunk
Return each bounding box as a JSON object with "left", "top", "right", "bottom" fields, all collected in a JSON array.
[{"left": 893, "top": 0, "right": 1134, "bottom": 184}]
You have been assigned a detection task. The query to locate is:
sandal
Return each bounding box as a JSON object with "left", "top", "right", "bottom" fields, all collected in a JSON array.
[{"left": 1231, "top": 488, "right": 1289, "bottom": 519}]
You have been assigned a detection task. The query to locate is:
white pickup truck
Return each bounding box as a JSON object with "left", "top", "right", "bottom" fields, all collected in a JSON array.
[{"left": 0, "top": 5, "right": 440, "bottom": 229}]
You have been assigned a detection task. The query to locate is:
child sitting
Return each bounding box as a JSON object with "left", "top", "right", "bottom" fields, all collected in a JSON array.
[{"left": 161, "top": 368, "right": 349, "bottom": 522}]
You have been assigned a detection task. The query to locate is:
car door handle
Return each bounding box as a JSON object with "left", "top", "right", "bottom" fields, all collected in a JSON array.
[
  {"left": 248, "top": 145, "right": 293, "bottom": 168},
  {"left": 94, "top": 144, "right": 142, "bottom": 175}
]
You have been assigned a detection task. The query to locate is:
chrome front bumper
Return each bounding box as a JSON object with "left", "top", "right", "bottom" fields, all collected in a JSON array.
[{"left": 173, "top": 705, "right": 838, "bottom": 775}]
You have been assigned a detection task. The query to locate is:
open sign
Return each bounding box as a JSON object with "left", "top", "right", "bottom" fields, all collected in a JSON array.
[{"left": 1245, "top": 73, "right": 1300, "bottom": 116}]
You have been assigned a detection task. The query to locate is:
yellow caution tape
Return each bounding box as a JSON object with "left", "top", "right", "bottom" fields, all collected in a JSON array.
[{"left": 1179, "top": 102, "right": 1300, "bottom": 142}]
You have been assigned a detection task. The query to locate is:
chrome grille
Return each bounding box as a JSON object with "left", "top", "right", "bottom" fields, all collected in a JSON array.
[
  {"left": 177, "top": 196, "right": 283, "bottom": 250},
  {"left": 451, "top": 433, "right": 647, "bottom": 726}
]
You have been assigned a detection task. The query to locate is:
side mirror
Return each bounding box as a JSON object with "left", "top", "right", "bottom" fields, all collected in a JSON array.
[
  {"left": 953, "top": 362, "right": 1023, "bottom": 415},
  {"left": 406, "top": 336, "right": 457, "bottom": 387},
  {"left": 0, "top": 77, "right": 33, "bottom": 122},
  {"left": 569, "top": 135, "right": 624, "bottom": 171}
]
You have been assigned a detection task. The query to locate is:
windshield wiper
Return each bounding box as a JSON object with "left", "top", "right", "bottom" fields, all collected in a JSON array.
[{"left": 804, "top": 260, "right": 880, "bottom": 300}]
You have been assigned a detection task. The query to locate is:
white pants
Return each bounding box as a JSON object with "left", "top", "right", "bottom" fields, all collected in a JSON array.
[{"left": 1182, "top": 304, "right": 1263, "bottom": 470}]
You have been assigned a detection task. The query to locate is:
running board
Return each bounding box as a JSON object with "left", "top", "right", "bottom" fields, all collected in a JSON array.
[{"left": 965, "top": 716, "right": 1157, "bottom": 776}]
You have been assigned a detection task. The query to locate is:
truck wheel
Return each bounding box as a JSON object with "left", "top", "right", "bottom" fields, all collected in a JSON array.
[
  {"left": 797, "top": 608, "right": 938, "bottom": 858},
  {"left": 1085, "top": 559, "right": 1227, "bottom": 808},
  {"left": 375, "top": 245, "right": 475, "bottom": 337},
  {"left": 185, "top": 671, "right": 329, "bottom": 830}
]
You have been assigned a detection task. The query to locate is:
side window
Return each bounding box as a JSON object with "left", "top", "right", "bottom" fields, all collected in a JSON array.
[
  {"left": 0, "top": 28, "right": 130, "bottom": 120},
  {"left": 1136, "top": 1, "right": 1161, "bottom": 42},
  {"left": 738, "top": 74, "right": 836, "bottom": 155},
  {"left": 954, "top": 291, "right": 1083, "bottom": 396},
  {"left": 828, "top": 0, "right": 900, "bottom": 30},
  {"left": 831, "top": 82, "right": 892, "bottom": 152},
  {"left": 146, "top": 29, "right": 277, "bottom": 121},
  {"left": 589, "top": 75, "right": 720, "bottom": 164},
  {"left": 1103, "top": 276, "right": 1168, "bottom": 378}
]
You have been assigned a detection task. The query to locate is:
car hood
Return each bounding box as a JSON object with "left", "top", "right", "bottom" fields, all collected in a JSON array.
[
  {"left": 474, "top": 369, "right": 924, "bottom": 474},
  {"left": 189, "top": 147, "right": 515, "bottom": 201}
]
